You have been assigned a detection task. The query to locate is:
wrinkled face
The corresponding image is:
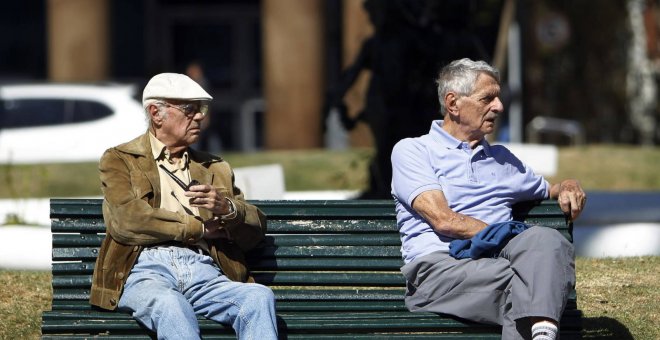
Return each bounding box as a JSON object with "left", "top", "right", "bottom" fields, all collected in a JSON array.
[
  {"left": 455, "top": 73, "right": 503, "bottom": 140},
  {"left": 152, "top": 99, "right": 207, "bottom": 148}
]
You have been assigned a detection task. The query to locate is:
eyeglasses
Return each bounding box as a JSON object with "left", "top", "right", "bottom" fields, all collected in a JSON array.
[{"left": 159, "top": 101, "right": 210, "bottom": 117}]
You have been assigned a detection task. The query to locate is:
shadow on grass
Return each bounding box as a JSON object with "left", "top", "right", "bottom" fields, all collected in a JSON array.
[{"left": 582, "top": 317, "right": 634, "bottom": 339}]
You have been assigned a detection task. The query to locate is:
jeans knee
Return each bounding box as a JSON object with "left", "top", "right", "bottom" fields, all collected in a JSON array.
[{"left": 248, "top": 284, "right": 276, "bottom": 306}]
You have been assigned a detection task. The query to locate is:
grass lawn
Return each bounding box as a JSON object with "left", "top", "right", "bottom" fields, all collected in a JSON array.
[
  {"left": 0, "top": 144, "right": 659, "bottom": 199},
  {"left": 2, "top": 256, "right": 658, "bottom": 339},
  {"left": 577, "top": 256, "right": 659, "bottom": 339},
  {"left": 0, "top": 271, "right": 51, "bottom": 340}
]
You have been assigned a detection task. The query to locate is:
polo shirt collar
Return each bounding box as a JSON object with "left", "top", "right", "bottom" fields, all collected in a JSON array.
[{"left": 429, "top": 120, "right": 492, "bottom": 156}]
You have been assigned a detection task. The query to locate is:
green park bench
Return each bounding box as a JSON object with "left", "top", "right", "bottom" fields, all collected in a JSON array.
[{"left": 42, "top": 198, "right": 582, "bottom": 339}]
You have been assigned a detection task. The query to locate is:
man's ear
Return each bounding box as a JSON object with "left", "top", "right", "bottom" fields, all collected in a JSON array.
[
  {"left": 444, "top": 92, "right": 459, "bottom": 116},
  {"left": 148, "top": 104, "right": 163, "bottom": 126}
]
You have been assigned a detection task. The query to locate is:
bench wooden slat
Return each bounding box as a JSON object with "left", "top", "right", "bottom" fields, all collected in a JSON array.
[
  {"left": 254, "top": 271, "right": 405, "bottom": 285},
  {"left": 51, "top": 218, "right": 571, "bottom": 238},
  {"left": 50, "top": 258, "right": 408, "bottom": 273},
  {"left": 49, "top": 299, "right": 410, "bottom": 311},
  {"left": 259, "top": 233, "right": 402, "bottom": 246},
  {"left": 52, "top": 247, "right": 99, "bottom": 261},
  {"left": 53, "top": 286, "right": 577, "bottom": 311},
  {"left": 249, "top": 257, "right": 405, "bottom": 270},
  {"left": 240, "top": 200, "right": 399, "bottom": 219},
  {"left": 252, "top": 245, "right": 402, "bottom": 257},
  {"left": 50, "top": 199, "right": 399, "bottom": 218},
  {"left": 41, "top": 313, "right": 498, "bottom": 332},
  {"left": 51, "top": 287, "right": 578, "bottom": 308},
  {"left": 42, "top": 335, "right": 503, "bottom": 340},
  {"left": 49, "top": 299, "right": 411, "bottom": 312},
  {"left": 53, "top": 245, "right": 403, "bottom": 260},
  {"left": 41, "top": 310, "right": 582, "bottom": 334},
  {"left": 52, "top": 288, "right": 410, "bottom": 301},
  {"left": 52, "top": 300, "right": 581, "bottom": 318},
  {"left": 50, "top": 198, "right": 103, "bottom": 216},
  {"left": 266, "top": 219, "right": 398, "bottom": 233},
  {"left": 52, "top": 272, "right": 408, "bottom": 288},
  {"left": 52, "top": 262, "right": 96, "bottom": 275},
  {"left": 49, "top": 198, "right": 562, "bottom": 216},
  {"left": 51, "top": 250, "right": 405, "bottom": 269},
  {"left": 51, "top": 218, "right": 106, "bottom": 233},
  {"left": 51, "top": 219, "right": 401, "bottom": 233},
  {"left": 42, "top": 310, "right": 483, "bottom": 324},
  {"left": 52, "top": 234, "right": 106, "bottom": 246}
]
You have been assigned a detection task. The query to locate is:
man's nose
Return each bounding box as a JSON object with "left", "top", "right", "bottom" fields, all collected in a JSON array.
[
  {"left": 193, "top": 112, "right": 205, "bottom": 121},
  {"left": 492, "top": 97, "right": 504, "bottom": 113}
]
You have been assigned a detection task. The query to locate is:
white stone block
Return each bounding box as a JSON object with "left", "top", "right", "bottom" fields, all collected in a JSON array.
[
  {"left": 233, "top": 164, "right": 286, "bottom": 200},
  {"left": 500, "top": 143, "right": 558, "bottom": 177}
]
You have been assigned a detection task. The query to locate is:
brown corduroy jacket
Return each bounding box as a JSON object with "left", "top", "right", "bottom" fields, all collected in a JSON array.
[{"left": 89, "top": 133, "right": 266, "bottom": 310}]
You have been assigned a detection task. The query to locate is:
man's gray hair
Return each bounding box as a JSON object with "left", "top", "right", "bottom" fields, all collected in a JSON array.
[
  {"left": 436, "top": 58, "right": 500, "bottom": 115},
  {"left": 142, "top": 99, "right": 167, "bottom": 122}
]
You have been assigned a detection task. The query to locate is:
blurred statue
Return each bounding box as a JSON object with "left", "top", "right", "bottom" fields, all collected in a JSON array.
[
  {"left": 186, "top": 61, "right": 209, "bottom": 89},
  {"left": 325, "top": 0, "right": 489, "bottom": 199},
  {"left": 186, "top": 61, "right": 220, "bottom": 152}
]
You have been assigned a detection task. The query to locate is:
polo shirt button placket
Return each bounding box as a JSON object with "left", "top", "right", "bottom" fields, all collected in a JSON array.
[{"left": 467, "top": 146, "right": 479, "bottom": 183}]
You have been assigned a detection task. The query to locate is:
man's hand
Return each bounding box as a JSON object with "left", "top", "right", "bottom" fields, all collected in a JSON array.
[
  {"left": 185, "top": 184, "right": 232, "bottom": 216},
  {"left": 202, "top": 217, "right": 229, "bottom": 240},
  {"left": 550, "top": 179, "right": 587, "bottom": 221}
]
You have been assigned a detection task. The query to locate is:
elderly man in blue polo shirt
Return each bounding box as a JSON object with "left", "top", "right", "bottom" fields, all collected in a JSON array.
[{"left": 391, "top": 58, "right": 586, "bottom": 340}]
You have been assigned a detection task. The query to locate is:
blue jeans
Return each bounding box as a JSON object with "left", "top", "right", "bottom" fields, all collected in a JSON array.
[{"left": 118, "top": 247, "right": 278, "bottom": 340}]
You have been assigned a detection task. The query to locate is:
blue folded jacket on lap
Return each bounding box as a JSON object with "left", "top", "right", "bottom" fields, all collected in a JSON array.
[{"left": 449, "top": 221, "right": 530, "bottom": 259}]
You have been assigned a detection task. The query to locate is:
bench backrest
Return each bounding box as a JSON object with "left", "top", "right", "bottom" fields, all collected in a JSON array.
[{"left": 50, "top": 198, "right": 571, "bottom": 312}]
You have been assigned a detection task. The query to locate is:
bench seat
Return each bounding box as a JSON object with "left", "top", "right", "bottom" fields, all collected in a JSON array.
[{"left": 42, "top": 199, "right": 582, "bottom": 339}]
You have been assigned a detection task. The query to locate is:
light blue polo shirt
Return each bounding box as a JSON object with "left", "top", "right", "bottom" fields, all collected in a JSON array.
[{"left": 391, "top": 120, "right": 550, "bottom": 263}]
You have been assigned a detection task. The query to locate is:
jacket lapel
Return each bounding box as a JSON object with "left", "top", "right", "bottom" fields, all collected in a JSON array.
[{"left": 116, "top": 133, "right": 162, "bottom": 206}]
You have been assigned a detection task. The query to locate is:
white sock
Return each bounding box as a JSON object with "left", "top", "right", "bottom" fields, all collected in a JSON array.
[{"left": 532, "top": 320, "right": 558, "bottom": 340}]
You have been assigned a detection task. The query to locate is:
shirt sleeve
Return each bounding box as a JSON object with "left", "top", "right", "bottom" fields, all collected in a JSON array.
[
  {"left": 391, "top": 138, "right": 443, "bottom": 207},
  {"left": 503, "top": 148, "right": 551, "bottom": 202},
  {"left": 520, "top": 166, "right": 551, "bottom": 201}
]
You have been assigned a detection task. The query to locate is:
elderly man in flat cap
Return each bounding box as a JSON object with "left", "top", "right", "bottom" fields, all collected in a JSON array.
[{"left": 89, "top": 73, "right": 277, "bottom": 339}]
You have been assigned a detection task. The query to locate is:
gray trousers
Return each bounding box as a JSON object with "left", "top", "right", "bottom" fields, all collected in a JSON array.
[{"left": 401, "top": 227, "right": 575, "bottom": 340}]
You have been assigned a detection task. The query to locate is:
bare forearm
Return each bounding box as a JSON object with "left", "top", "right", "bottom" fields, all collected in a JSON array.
[
  {"left": 412, "top": 190, "right": 487, "bottom": 239},
  {"left": 429, "top": 209, "right": 487, "bottom": 239},
  {"left": 549, "top": 183, "right": 561, "bottom": 199}
]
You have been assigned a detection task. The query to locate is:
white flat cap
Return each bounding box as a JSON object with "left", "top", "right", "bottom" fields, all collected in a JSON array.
[{"left": 142, "top": 73, "right": 212, "bottom": 103}]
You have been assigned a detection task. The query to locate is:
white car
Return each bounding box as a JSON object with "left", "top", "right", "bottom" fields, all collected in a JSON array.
[{"left": 0, "top": 83, "right": 147, "bottom": 164}]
